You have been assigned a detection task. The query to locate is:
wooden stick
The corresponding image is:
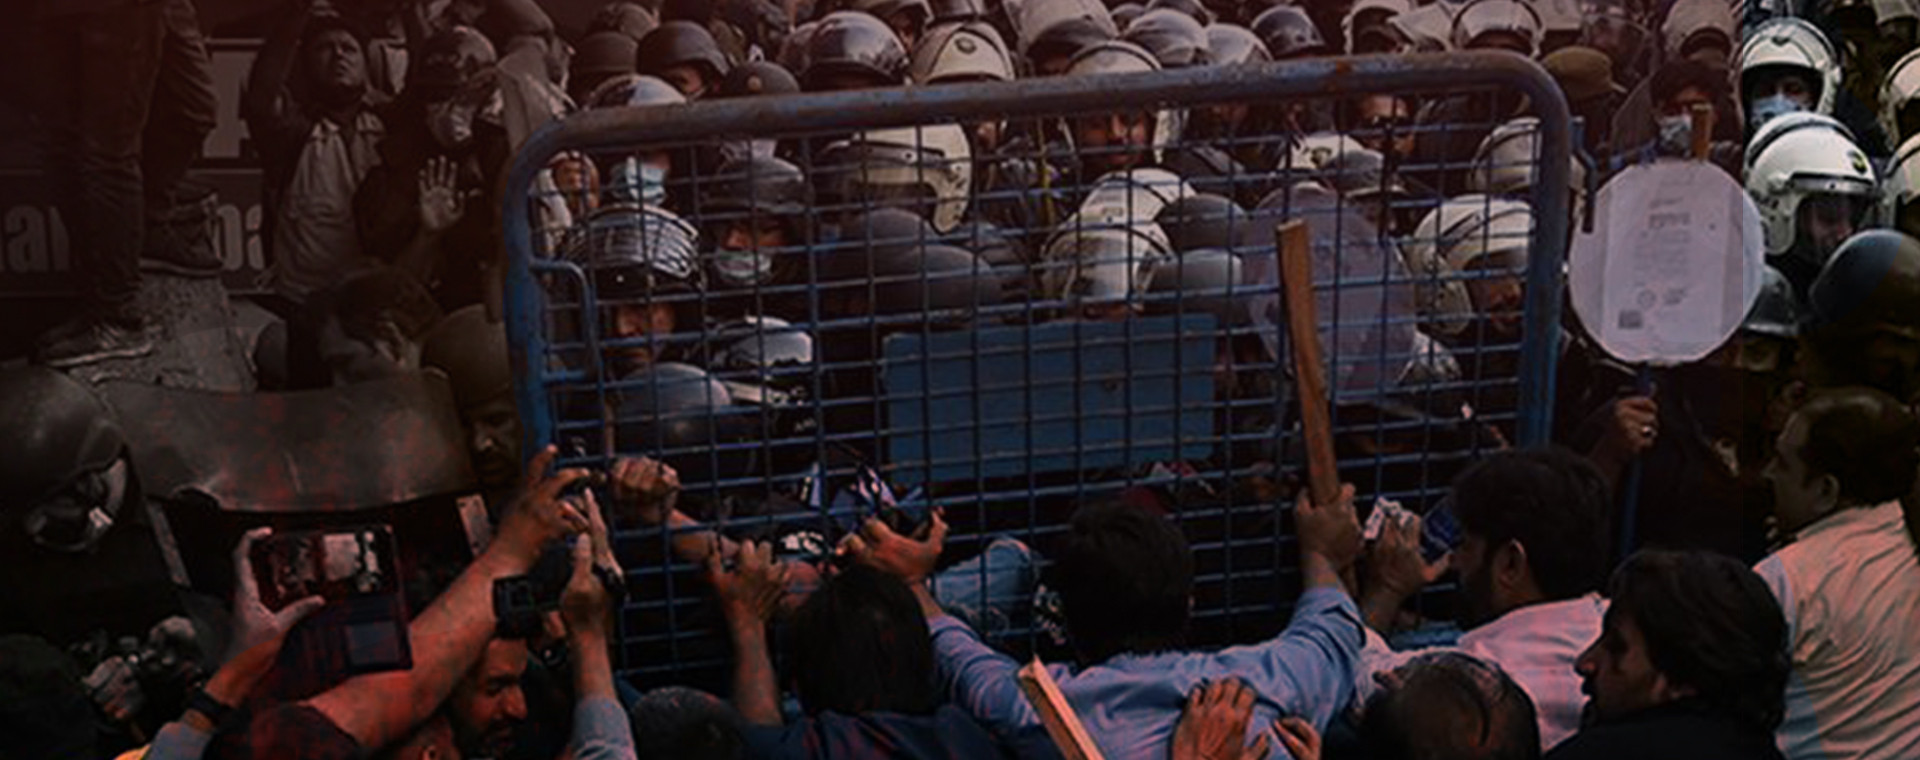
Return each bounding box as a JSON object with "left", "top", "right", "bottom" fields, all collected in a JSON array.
[
  {"left": 1690, "top": 102, "right": 1713, "bottom": 161},
  {"left": 1017, "top": 658, "right": 1106, "bottom": 760},
  {"left": 1277, "top": 220, "right": 1339, "bottom": 507}
]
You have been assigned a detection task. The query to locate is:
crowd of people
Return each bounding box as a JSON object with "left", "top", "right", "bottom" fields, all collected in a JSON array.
[{"left": 5, "top": 0, "right": 1920, "bottom": 758}]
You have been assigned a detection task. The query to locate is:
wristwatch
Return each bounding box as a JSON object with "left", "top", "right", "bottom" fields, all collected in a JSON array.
[{"left": 186, "top": 685, "right": 236, "bottom": 730}]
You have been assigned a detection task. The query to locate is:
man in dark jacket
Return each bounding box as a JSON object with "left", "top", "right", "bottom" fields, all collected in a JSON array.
[{"left": 1546, "top": 550, "right": 1789, "bottom": 760}]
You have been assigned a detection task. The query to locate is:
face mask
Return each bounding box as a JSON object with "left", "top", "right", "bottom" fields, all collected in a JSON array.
[
  {"left": 609, "top": 158, "right": 668, "bottom": 205},
  {"left": 712, "top": 246, "right": 776, "bottom": 287},
  {"left": 1656, "top": 114, "right": 1693, "bottom": 155},
  {"left": 1749, "top": 93, "right": 1804, "bottom": 130},
  {"left": 427, "top": 101, "right": 475, "bottom": 148}
]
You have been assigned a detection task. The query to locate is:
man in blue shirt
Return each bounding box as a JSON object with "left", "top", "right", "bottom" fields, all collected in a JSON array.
[{"left": 844, "top": 485, "right": 1366, "bottom": 759}]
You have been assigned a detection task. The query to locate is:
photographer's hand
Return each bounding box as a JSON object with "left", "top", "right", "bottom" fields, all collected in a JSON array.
[{"left": 229, "top": 527, "right": 326, "bottom": 661}]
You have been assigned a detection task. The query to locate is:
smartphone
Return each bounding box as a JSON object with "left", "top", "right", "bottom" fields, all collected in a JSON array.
[
  {"left": 251, "top": 526, "right": 400, "bottom": 611},
  {"left": 257, "top": 525, "right": 412, "bottom": 675}
]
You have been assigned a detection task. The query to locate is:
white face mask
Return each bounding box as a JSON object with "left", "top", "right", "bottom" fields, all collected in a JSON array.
[
  {"left": 1749, "top": 93, "right": 1805, "bottom": 130},
  {"left": 711, "top": 246, "right": 776, "bottom": 287},
  {"left": 1656, "top": 114, "right": 1693, "bottom": 155}
]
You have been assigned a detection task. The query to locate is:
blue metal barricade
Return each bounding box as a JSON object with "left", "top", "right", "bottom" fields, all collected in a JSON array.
[{"left": 500, "top": 50, "right": 1571, "bottom": 685}]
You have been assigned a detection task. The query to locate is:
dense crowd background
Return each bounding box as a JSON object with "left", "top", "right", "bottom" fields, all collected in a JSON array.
[{"left": 2, "top": 0, "right": 1920, "bottom": 758}]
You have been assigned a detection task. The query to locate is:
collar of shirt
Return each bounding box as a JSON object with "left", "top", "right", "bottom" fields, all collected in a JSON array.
[
  {"left": 1792, "top": 500, "right": 1905, "bottom": 546},
  {"left": 1459, "top": 593, "right": 1607, "bottom": 654}
]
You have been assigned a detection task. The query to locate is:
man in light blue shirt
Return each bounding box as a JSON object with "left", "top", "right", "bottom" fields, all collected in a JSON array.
[{"left": 843, "top": 485, "right": 1366, "bottom": 760}]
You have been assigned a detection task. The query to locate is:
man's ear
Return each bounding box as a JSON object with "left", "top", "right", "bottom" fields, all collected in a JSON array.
[
  {"left": 1495, "top": 539, "right": 1530, "bottom": 592},
  {"left": 1814, "top": 472, "right": 1842, "bottom": 510}
]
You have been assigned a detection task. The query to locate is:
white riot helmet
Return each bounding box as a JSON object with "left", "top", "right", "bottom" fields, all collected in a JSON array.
[
  {"left": 1879, "top": 49, "right": 1920, "bottom": 145},
  {"left": 1661, "top": 0, "right": 1736, "bottom": 61},
  {"left": 1391, "top": 3, "right": 1456, "bottom": 52},
  {"left": 1744, "top": 114, "right": 1877, "bottom": 256},
  {"left": 1467, "top": 117, "right": 1588, "bottom": 208},
  {"left": 1885, "top": 134, "right": 1920, "bottom": 234},
  {"left": 910, "top": 20, "right": 1016, "bottom": 83},
  {"left": 1081, "top": 167, "right": 1197, "bottom": 223},
  {"left": 1286, "top": 132, "right": 1365, "bottom": 174},
  {"left": 821, "top": 123, "right": 975, "bottom": 233},
  {"left": 1738, "top": 18, "right": 1840, "bottom": 129},
  {"left": 1404, "top": 195, "right": 1533, "bottom": 335},
  {"left": 1450, "top": 0, "right": 1543, "bottom": 55},
  {"left": 1040, "top": 204, "right": 1174, "bottom": 306}
]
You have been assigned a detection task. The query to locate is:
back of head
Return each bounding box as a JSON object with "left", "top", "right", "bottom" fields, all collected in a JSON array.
[
  {"left": 1052, "top": 500, "right": 1194, "bottom": 663},
  {"left": 1450, "top": 448, "right": 1611, "bottom": 600},
  {"left": 316, "top": 266, "right": 445, "bottom": 346},
  {"left": 1607, "top": 550, "right": 1789, "bottom": 733},
  {"left": 629, "top": 687, "right": 747, "bottom": 760},
  {"left": 1794, "top": 386, "right": 1920, "bottom": 508},
  {"left": 419, "top": 305, "right": 512, "bottom": 411},
  {"left": 1361, "top": 651, "right": 1541, "bottom": 760},
  {"left": 788, "top": 564, "right": 938, "bottom": 716}
]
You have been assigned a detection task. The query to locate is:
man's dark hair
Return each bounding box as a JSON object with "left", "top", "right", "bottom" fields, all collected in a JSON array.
[
  {"left": 787, "top": 564, "right": 939, "bottom": 716},
  {"left": 1795, "top": 387, "right": 1920, "bottom": 508},
  {"left": 629, "top": 687, "right": 746, "bottom": 760},
  {"left": 1650, "top": 59, "right": 1729, "bottom": 108},
  {"left": 313, "top": 267, "right": 445, "bottom": 345},
  {"left": 1607, "top": 550, "right": 1790, "bottom": 734},
  {"left": 1360, "top": 651, "right": 1541, "bottom": 760},
  {"left": 1451, "top": 447, "right": 1612, "bottom": 600},
  {"left": 1050, "top": 500, "right": 1194, "bottom": 664}
]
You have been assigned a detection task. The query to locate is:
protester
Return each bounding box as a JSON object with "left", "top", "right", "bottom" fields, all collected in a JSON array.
[
  {"left": 842, "top": 483, "right": 1364, "bottom": 758},
  {"left": 1547, "top": 550, "right": 1789, "bottom": 760},
  {"left": 1754, "top": 387, "right": 1920, "bottom": 760},
  {"left": 1354, "top": 448, "right": 1611, "bottom": 751}
]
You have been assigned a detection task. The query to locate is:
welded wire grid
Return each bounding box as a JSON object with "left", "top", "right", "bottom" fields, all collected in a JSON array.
[{"left": 504, "top": 56, "right": 1568, "bottom": 687}]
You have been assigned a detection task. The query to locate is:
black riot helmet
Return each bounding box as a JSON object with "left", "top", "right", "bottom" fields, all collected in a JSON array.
[
  {"left": 569, "top": 30, "right": 639, "bottom": 101},
  {"left": 1250, "top": 5, "right": 1328, "bottom": 58},
  {"left": 613, "top": 362, "right": 759, "bottom": 486},
  {"left": 702, "top": 315, "right": 819, "bottom": 391},
  {"left": 802, "top": 11, "right": 911, "bottom": 90},
  {"left": 637, "top": 21, "right": 732, "bottom": 97},
  {"left": 589, "top": 1, "right": 660, "bottom": 41},
  {"left": 563, "top": 203, "right": 704, "bottom": 300},
  {"left": 1125, "top": 8, "right": 1215, "bottom": 67},
  {"left": 0, "top": 367, "right": 131, "bottom": 553},
  {"left": 704, "top": 156, "right": 811, "bottom": 218},
  {"left": 1803, "top": 229, "right": 1920, "bottom": 400},
  {"left": 702, "top": 156, "right": 813, "bottom": 288},
  {"left": 719, "top": 60, "right": 801, "bottom": 98},
  {"left": 1147, "top": 247, "right": 1251, "bottom": 325},
  {"left": 1157, "top": 193, "right": 1247, "bottom": 252}
]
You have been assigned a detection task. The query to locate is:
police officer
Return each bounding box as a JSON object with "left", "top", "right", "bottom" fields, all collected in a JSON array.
[
  {"left": 700, "top": 155, "right": 815, "bottom": 321},
  {"left": 1745, "top": 113, "right": 1880, "bottom": 299},
  {"left": 637, "top": 20, "right": 733, "bottom": 99},
  {"left": 561, "top": 204, "right": 707, "bottom": 378},
  {"left": 801, "top": 11, "right": 912, "bottom": 91}
]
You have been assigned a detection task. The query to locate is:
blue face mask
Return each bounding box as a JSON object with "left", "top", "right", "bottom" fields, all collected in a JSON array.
[
  {"left": 1749, "top": 93, "right": 1805, "bottom": 131},
  {"left": 609, "top": 158, "right": 668, "bottom": 205},
  {"left": 1656, "top": 114, "right": 1693, "bottom": 156}
]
